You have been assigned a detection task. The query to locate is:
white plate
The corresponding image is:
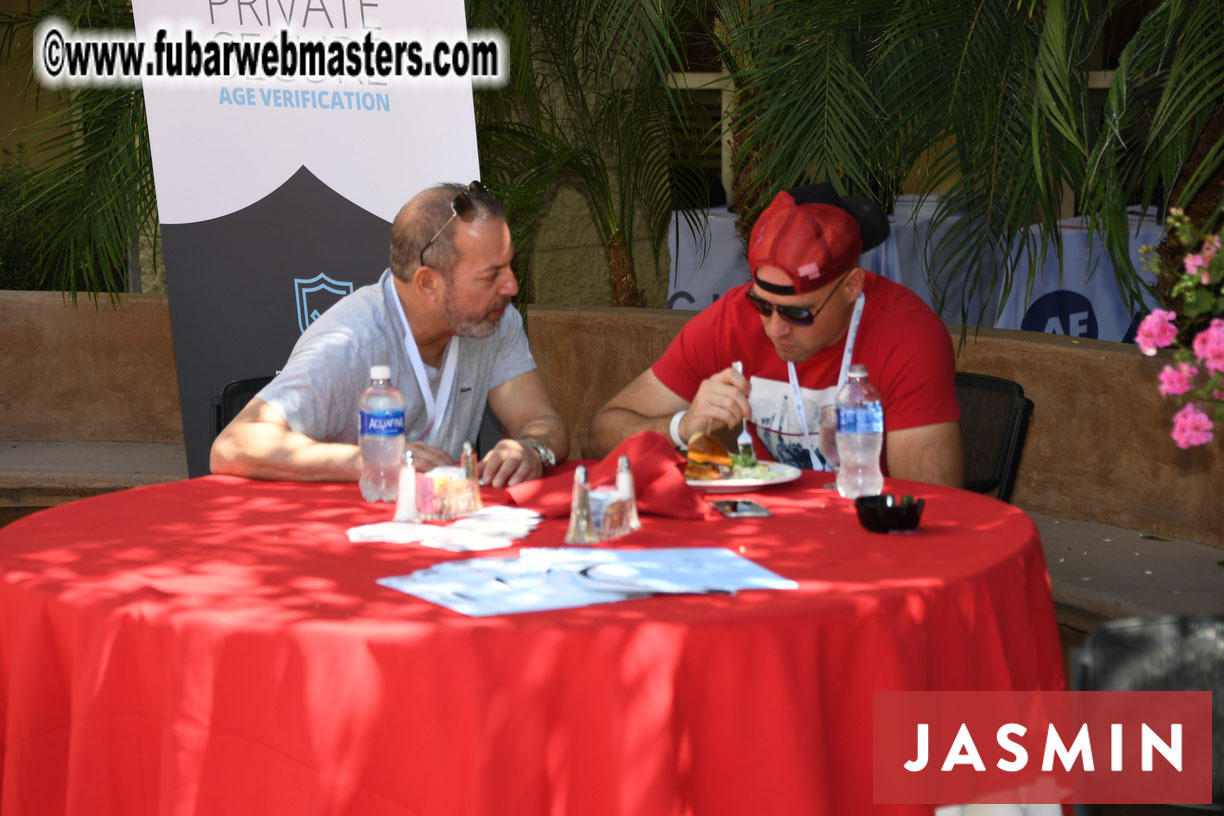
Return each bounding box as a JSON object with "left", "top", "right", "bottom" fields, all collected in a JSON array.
[{"left": 686, "top": 463, "right": 802, "bottom": 493}]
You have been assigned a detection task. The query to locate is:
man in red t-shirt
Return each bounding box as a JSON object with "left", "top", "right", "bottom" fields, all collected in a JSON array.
[{"left": 587, "top": 184, "right": 963, "bottom": 486}]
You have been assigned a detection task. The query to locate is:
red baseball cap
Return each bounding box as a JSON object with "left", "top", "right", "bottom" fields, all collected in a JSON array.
[{"left": 748, "top": 189, "right": 863, "bottom": 295}]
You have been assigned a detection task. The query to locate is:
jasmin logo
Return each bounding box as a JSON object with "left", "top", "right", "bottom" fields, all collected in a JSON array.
[
  {"left": 904, "top": 721, "right": 1182, "bottom": 774},
  {"left": 873, "top": 691, "right": 1212, "bottom": 805}
]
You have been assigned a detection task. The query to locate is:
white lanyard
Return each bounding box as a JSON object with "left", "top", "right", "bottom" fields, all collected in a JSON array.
[
  {"left": 392, "top": 293, "right": 458, "bottom": 447},
  {"left": 786, "top": 292, "right": 865, "bottom": 471}
]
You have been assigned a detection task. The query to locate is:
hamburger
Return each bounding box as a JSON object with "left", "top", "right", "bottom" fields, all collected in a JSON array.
[{"left": 684, "top": 432, "right": 733, "bottom": 480}]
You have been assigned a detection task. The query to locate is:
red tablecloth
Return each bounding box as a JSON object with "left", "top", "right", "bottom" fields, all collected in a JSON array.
[{"left": 0, "top": 472, "right": 1064, "bottom": 816}]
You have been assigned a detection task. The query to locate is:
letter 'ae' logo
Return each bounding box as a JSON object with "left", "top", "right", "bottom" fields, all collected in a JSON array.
[
  {"left": 1020, "top": 289, "right": 1098, "bottom": 338},
  {"left": 294, "top": 274, "right": 354, "bottom": 334}
]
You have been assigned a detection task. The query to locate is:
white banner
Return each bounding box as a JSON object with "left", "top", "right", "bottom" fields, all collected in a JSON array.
[{"left": 130, "top": 0, "right": 482, "bottom": 475}]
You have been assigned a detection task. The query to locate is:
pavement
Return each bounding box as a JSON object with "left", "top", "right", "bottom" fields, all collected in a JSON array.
[{"left": 1030, "top": 511, "right": 1223, "bottom": 630}]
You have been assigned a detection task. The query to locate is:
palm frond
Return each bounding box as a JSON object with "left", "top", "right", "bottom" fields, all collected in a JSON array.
[
  {"left": 716, "top": 1, "right": 889, "bottom": 230},
  {"left": 920, "top": 0, "right": 1089, "bottom": 325},
  {"left": 1082, "top": 0, "right": 1224, "bottom": 307},
  {"left": 468, "top": 0, "right": 708, "bottom": 306},
  {"left": 0, "top": 1, "right": 149, "bottom": 303}
]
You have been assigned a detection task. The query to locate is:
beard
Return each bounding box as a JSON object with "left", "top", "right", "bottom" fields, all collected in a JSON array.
[{"left": 442, "top": 290, "right": 509, "bottom": 338}]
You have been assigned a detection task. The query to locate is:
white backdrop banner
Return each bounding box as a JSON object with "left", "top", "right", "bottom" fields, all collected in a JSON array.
[
  {"left": 668, "top": 199, "right": 1159, "bottom": 346},
  {"left": 130, "top": 0, "right": 482, "bottom": 475}
]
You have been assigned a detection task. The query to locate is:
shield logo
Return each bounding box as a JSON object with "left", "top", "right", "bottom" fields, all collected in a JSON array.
[{"left": 294, "top": 273, "right": 354, "bottom": 334}]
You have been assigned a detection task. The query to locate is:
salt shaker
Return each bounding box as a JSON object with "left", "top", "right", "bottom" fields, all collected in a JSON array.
[
  {"left": 393, "top": 450, "right": 416, "bottom": 522},
  {"left": 564, "top": 465, "right": 599, "bottom": 544},
  {"left": 616, "top": 455, "right": 642, "bottom": 532}
]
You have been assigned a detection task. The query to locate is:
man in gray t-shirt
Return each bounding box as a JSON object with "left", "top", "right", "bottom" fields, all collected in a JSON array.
[{"left": 210, "top": 182, "right": 569, "bottom": 487}]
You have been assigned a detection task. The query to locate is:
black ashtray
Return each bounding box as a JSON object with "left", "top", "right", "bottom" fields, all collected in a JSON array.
[{"left": 854, "top": 494, "right": 924, "bottom": 533}]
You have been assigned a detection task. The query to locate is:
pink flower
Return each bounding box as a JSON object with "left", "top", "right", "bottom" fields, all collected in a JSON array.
[
  {"left": 1135, "top": 309, "right": 1179, "bottom": 356},
  {"left": 1199, "top": 236, "right": 1219, "bottom": 283},
  {"left": 1184, "top": 253, "right": 1208, "bottom": 283},
  {"left": 1203, "top": 235, "right": 1221, "bottom": 264},
  {"left": 1171, "top": 402, "right": 1214, "bottom": 449},
  {"left": 1158, "top": 362, "right": 1199, "bottom": 396},
  {"left": 1191, "top": 318, "right": 1224, "bottom": 375}
]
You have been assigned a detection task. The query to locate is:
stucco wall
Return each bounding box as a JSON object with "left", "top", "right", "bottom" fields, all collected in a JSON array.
[
  {"left": 952, "top": 327, "right": 1220, "bottom": 544},
  {"left": 529, "top": 183, "right": 670, "bottom": 308},
  {"left": 0, "top": 291, "right": 182, "bottom": 443}
]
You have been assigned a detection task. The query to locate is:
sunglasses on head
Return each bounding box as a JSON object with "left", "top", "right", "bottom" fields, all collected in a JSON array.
[
  {"left": 419, "top": 180, "right": 488, "bottom": 268},
  {"left": 745, "top": 272, "right": 850, "bottom": 326}
]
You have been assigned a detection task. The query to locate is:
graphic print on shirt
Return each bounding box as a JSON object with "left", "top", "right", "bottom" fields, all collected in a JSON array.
[{"left": 748, "top": 377, "right": 839, "bottom": 469}]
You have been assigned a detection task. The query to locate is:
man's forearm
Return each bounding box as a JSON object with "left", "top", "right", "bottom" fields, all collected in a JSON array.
[
  {"left": 515, "top": 413, "right": 570, "bottom": 462},
  {"left": 210, "top": 422, "right": 362, "bottom": 482},
  {"left": 885, "top": 422, "right": 964, "bottom": 488},
  {"left": 585, "top": 406, "right": 673, "bottom": 459}
]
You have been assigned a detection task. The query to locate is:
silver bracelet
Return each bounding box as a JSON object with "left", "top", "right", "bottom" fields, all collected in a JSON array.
[
  {"left": 517, "top": 438, "right": 556, "bottom": 473},
  {"left": 669, "top": 409, "right": 688, "bottom": 449}
]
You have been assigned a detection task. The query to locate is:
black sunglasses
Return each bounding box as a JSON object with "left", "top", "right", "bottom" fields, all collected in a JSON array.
[
  {"left": 745, "top": 272, "right": 850, "bottom": 326},
  {"left": 419, "top": 180, "right": 488, "bottom": 268}
]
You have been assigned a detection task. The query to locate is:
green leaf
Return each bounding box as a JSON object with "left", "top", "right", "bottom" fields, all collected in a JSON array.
[
  {"left": 1182, "top": 287, "right": 1214, "bottom": 318},
  {"left": 731, "top": 450, "right": 759, "bottom": 469}
]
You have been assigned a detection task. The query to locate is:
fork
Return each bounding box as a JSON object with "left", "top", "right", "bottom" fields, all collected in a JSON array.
[{"left": 731, "top": 361, "right": 753, "bottom": 460}]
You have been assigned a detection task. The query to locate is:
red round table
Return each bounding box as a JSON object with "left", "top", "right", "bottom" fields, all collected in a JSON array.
[{"left": 0, "top": 471, "right": 1064, "bottom": 815}]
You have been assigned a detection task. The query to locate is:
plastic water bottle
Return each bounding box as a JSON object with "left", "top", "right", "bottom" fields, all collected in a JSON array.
[
  {"left": 835, "top": 364, "right": 884, "bottom": 499},
  {"left": 358, "top": 365, "right": 405, "bottom": 502}
]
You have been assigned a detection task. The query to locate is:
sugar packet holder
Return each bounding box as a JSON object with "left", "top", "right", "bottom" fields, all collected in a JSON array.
[{"left": 394, "top": 441, "right": 483, "bottom": 523}]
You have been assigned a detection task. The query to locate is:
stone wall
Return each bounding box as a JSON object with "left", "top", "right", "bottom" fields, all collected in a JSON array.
[
  {"left": 952, "top": 327, "right": 1221, "bottom": 545},
  {"left": 0, "top": 291, "right": 183, "bottom": 443}
]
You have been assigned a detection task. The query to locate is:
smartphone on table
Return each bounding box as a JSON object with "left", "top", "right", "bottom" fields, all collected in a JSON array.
[{"left": 710, "top": 499, "right": 771, "bottom": 518}]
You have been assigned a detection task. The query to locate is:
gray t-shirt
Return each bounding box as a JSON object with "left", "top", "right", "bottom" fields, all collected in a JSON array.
[{"left": 258, "top": 268, "right": 537, "bottom": 458}]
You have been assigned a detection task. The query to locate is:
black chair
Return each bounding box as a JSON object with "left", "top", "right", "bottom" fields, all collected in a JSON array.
[
  {"left": 1073, "top": 616, "right": 1224, "bottom": 813},
  {"left": 955, "top": 371, "right": 1033, "bottom": 503},
  {"left": 209, "top": 376, "right": 274, "bottom": 442}
]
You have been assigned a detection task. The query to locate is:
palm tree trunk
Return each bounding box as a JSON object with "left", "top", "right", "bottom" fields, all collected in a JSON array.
[
  {"left": 608, "top": 237, "right": 646, "bottom": 307},
  {"left": 728, "top": 98, "right": 769, "bottom": 250}
]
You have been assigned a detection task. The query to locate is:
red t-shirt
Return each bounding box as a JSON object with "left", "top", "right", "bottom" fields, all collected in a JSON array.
[{"left": 652, "top": 273, "right": 960, "bottom": 472}]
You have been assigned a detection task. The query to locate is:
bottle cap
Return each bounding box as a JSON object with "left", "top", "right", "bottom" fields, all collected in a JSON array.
[
  {"left": 849, "top": 364, "right": 868, "bottom": 378},
  {"left": 370, "top": 365, "right": 391, "bottom": 381}
]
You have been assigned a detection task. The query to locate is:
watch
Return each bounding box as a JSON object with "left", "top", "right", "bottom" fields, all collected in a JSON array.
[{"left": 518, "top": 438, "right": 557, "bottom": 473}]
